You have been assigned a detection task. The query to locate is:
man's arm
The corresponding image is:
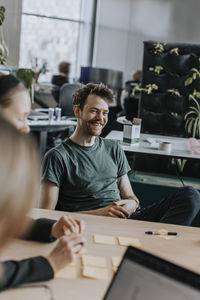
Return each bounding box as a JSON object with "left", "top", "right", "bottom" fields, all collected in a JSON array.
[
  {"left": 40, "top": 181, "right": 59, "bottom": 209},
  {"left": 114, "top": 174, "right": 140, "bottom": 215},
  {"left": 77, "top": 174, "right": 139, "bottom": 218},
  {"left": 77, "top": 205, "right": 130, "bottom": 218},
  {"left": 118, "top": 174, "right": 139, "bottom": 205}
]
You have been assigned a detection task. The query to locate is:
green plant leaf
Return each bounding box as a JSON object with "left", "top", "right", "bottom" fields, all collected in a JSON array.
[
  {"left": 193, "top": 73, "right": 197, "bottom": 80},
  {"left": 193, "top": 117, "right": 199, "bottom": 137},
  {"left": 170, "top": 48, "right": 179, "bottom": 56},
  {"left": 154, "top": 66, "right": 163, "bottom": 74},
  {"left": 0, "top": 6, "right": 5, "bottom": 26},
  {"left": 187, "top": 119, "right": 194, "bottom": 134},
  {"left": 185, "top": 77, "right": 193, "bottom": 86}
]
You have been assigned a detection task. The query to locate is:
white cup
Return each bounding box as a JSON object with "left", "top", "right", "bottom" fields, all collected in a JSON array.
[{"left": 159, "top": 142, "right": 171, "bottom": 153}]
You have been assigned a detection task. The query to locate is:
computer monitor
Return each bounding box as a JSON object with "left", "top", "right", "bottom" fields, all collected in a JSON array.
[
  {"left": 80, "top": 66, "right": 123, "bottom": 106},
  {"left": 104, "top": 246, "right": 200, "bottom": 300}
]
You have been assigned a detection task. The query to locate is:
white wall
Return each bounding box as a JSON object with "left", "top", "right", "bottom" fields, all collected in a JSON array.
[
  {"left": 94, "top": 0, "right": 200, "bottom": 82},
  {"left": 1, "top": 0, "right": 22, "bottom": 66}
]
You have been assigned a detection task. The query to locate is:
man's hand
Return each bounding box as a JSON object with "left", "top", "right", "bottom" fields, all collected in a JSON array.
[
  {"left": 96, "top": 205, "right": 129, "bottom": 218},
  {"left": 113, "top": 199, "right": 138, "bottom": 216},
  {"left": 51, "top": 215, "right": 85, "bottom": 239},
  {"left": 47, "top": 233, "right": 85, "bottom": 273}
]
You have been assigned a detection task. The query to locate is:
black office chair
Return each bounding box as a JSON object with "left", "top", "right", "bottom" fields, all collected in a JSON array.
[{"left": 59, "top": 82, "right": 83, "bottom": 118}]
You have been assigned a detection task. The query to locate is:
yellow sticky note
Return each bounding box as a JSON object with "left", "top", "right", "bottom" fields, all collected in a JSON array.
[
  {"left": 159, "top": 235, "right": 174, "bottom": 240},
  {"left": 78, "top": 247, "right": 88, "bottom": 255},
  {"left": 82, "top": 266, "right": 109, "bottom": 280},
  {"left": 158, "top": 229, "right": 168, "bottom": 235},
  {"left": 118, "top": 236, "right": 141, "bottom": 247},
  {"left": 55, "top": 266, "right": 77, "bottom": 279},
  {"left": 94, "top": 234, "right": 116, "bottom": 245},
  {"left": 82, "top": 255, "right": 107, "bottom": 268},
  {"left": 111, "top": 256, "right": 122, "bottom": 268}
]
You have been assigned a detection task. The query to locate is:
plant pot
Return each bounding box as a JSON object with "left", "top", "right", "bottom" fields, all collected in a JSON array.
[
  {"left": 165, "top": 114, "right": 185, "bottom": 136},
  {"left": 144, "top": 72, "right": 171, "bottom": 93},
  {"left": 143, "top": 48, "right": 168, "bottom": 68},
  {"left": 165, "top": 95, "right": 188, "bottom": 114},
  {"left": 141, "top": 92, "right": 166, "bottom": 113},
  {"left": 165, "top": 53, "right": 198, "bottom": 74},
  {"left": 141, "top": 110, "right": 165, "bottom": 133}
]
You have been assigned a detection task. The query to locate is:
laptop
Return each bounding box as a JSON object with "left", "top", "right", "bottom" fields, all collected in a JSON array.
[{"left": 104, "top": 246, "right": 200, "bottom": 300}]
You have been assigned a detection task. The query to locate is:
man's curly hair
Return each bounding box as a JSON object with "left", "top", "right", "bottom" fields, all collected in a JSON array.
[{"left": 73, "top": 83, "right": 114, "bottom": 110}]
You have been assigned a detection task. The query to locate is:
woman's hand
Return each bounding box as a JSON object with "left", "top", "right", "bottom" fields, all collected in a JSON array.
[
  {"left": 46, "top": 233, "right": 85, "bottom": 273},
  {"left": 51, "top": 215, "right": 85, "bottom": 239}
]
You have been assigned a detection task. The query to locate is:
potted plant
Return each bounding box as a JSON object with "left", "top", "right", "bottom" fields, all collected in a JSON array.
[
  {"left": 185, "top": 68, "right": 200, "bottom": 86},
  {"left": 165, "top": 112, "right": 185, "bottom": 135},
  {"left": 16, "top": 68, "right": 35, "bottom": 101},
  {"left": 166, "top": 89, "right": 187, "bottom": 114},
  {"left": 0, "top": 6, "right": 8, "bottom": 65},
  {"left": 184, "top": 96, "right": 200, "bottom": 137}
]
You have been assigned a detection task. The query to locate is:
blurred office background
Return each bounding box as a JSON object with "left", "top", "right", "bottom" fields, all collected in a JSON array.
[{"left": 2, "top": 0, "right": 200, "bottom": 83}]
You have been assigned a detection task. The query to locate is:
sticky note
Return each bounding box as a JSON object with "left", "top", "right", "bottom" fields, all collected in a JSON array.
[
  {"left": 118, "top": 236, "right": 141, "bottom": 247},
  {"left": 111, "top": 256, "right": 122, "bottom": 268},
  {"left": 55, "top": 266, "right": 77, "bottom": 279},
  {"left": 82, "top": 255, "right": 107, "bottom": 268},
  {"left": 159, "top": 235, "right": 174, "bottom": 240},
  {"left": 82, "top": 266, "right": 109, "bottom": 280},
  {"left": 78, "top": 246, "right": 88, "bottom": 255},
  {"left": 94, "top": 234, "right": 116, "bottom": 245},
  {"left": 158, "top": 229, "right": 168, "bottom": 235}
]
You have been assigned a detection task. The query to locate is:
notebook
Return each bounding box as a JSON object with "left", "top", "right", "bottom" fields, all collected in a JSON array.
[{"left": 104, "top": 246, "right": 200, "bottom": 300}]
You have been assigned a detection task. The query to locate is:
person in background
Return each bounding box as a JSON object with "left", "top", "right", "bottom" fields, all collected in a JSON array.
[
  {"left": 0, "top": 74, "right": 85, "bottom": 291},
  {"left": 51, "top": 61, "right": 71, "bottom": 103},
  {"left": 131, "top": 69, "right": 142, "bottom": 83},
  {"left": 120, "top": 69, "right": 142, "bottom": 111}
]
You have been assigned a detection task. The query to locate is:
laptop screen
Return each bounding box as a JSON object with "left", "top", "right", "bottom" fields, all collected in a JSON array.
[{"left": 104, "top": 246, "right": 200, "bottom": 300}]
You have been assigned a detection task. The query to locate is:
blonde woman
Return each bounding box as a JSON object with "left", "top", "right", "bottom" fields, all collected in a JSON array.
[
  {"left": 0, "top": 76, "right": 85, "bottom": 290},
  {"left": 0, "top": 117, "right": 85, "bottom": 290}
]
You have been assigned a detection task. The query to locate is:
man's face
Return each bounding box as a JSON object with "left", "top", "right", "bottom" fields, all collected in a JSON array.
[{"left": 77, "top": 94, "right": 109, "bottom": 136}]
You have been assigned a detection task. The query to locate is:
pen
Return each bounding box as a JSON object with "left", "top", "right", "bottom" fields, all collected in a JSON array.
[{"left": 145, "top": 231, "right": 177, "bottom": 236}]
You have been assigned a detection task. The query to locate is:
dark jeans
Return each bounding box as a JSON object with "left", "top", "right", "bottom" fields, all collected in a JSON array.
[{"left": 129, "top": 186, "right": 200, "bottom": 226}]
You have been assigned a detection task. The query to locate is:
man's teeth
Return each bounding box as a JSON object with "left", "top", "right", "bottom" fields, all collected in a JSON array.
[{"left": 92, "top": 123, "right": 102, "bottom": 127}]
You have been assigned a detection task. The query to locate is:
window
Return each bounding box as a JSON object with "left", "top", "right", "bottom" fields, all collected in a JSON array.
[{"left": 19, "top": 0, "right": 83, "bottom": 82}]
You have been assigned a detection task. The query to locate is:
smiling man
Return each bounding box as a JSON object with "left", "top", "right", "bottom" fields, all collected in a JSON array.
[
  {"left": 41, "top": 83, "right": 139, "bottom": 216},
  {"left": 41, "top": 83, "right": 200, "bottom": 226}
]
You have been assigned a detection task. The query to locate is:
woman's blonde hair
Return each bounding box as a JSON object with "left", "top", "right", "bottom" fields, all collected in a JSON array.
[{"left": 0, "top": 116, "right": 40, "bottom": 249}]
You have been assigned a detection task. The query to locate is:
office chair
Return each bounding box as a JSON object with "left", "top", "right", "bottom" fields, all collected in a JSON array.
[{"left": 59, "top": 82, "right": 83, "bottom": 118}]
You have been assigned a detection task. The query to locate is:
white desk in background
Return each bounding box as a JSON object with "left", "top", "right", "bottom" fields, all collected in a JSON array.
[
  {"left": 105, "top": 130, "right": 200, "bottom": 160},
  {"left": 28, "top": 119, "right": 77, "bottom": 156}
]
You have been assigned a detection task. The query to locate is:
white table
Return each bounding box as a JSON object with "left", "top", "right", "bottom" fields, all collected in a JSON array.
[{"left": 106, "top": 130, "right": 200, "bottom": 160}]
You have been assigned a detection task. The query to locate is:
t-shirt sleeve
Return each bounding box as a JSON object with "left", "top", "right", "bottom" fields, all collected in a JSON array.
[
  {"left": 115, "top": 142, "right": 131, "bottom": 177},
  {"left": 41, "top": 149, "right": 65, "bottom": 187}
]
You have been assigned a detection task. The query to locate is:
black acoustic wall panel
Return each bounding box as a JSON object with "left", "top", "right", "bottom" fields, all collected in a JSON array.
[{"left": 140, "top": 41, "right": 200, "bottom": 137}]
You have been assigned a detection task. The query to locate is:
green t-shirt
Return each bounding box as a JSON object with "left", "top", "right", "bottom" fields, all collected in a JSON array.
[{"left": 42, "top": 137, "right": 131, "bottom": 212}]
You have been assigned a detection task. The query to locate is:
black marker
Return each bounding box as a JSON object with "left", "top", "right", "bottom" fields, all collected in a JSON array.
[{"left": 145, "top": 231, "right": 177, "bottom": 236}]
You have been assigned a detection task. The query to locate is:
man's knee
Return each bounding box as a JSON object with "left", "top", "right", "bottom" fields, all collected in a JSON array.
[{"left": 181, "top": 186, "right": 200, "bottom": 212}]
